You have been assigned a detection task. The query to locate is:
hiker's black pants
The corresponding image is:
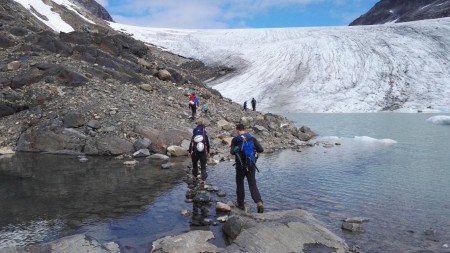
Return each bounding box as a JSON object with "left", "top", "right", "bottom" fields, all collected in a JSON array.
[
  {"left": 190, "top": 105, "right": 197, "bottom": 119},
  {"left": 235, "top": 165, "right": 262, "bottom": 206},
  {"left": 192, "top": 152, "right": 207, "bottom": 180}
]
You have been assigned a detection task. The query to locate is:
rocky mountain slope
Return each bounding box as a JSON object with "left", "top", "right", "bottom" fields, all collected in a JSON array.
[
  {"left": 73, "top": 0, "right": 114, "bottom": 22},
  {"left": 0, "top": 0, "right": 315, "bottom": 157},
  {"left": 350, "top": 0, "right": 450, "bottom": 25}
]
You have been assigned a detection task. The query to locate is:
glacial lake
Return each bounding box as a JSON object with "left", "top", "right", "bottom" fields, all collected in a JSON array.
[{"left": 1, "top": 113, "right": 449, "bottom": 252}]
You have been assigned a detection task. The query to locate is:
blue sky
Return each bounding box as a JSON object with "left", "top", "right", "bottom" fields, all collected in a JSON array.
[{"left": 98, "top": 0, "right": 380, "bottom": 29}]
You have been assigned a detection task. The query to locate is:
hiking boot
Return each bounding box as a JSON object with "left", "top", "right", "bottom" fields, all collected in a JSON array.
[
  {"left": 200, "top": 180, "right": 206, "bottom": 189},
  {"left": 234, "top": 202, "right": 245, "bottom": 210},
  {"left": 257, "top": 202, "right": 264, "bottom": 213}
]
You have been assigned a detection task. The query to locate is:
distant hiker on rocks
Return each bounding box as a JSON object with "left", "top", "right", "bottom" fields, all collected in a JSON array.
[
  {"left": 189, "top": 93, "right": 200, "bottom": 119},
  {"left": 251, "top": 98, "right": 256, "bottom": 111},
  {"left": 243, "top": 101, "right": 247, "bottom": 111},
  {"left": 189, "top": 120, "right": 210, "bottom": 188},
  {"left": 230, "top": 123, "right": 264, "bottom": 213},
  {"left": 202, "top": 104, "right": 209, "bottom": 115}
]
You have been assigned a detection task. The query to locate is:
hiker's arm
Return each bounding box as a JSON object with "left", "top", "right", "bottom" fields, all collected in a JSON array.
[
  {"left": 188, "top": 139, "right": 193, "bottom": 153},
  {"left": 230, "top": 138, "right": 237, "bottom": 155},
  {"left": 253, "top": 138, "right": 264, "bottom": 153}
]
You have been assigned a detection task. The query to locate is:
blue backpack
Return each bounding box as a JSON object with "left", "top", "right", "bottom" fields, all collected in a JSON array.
[{"left": 235, "top": 133, "right": 256, "bottom": 168}]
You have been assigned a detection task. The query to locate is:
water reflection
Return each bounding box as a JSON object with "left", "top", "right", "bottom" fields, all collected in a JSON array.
[{"left": 0, "top": 153, "right": 188, "bottom": 248}]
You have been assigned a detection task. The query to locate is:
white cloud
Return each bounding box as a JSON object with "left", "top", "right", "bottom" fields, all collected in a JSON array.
[
  {"left": 107, "top": 0, "right": 325, "bottom": 28},
  {"left": 106, "top": 0, "right": 375, "bottom": 28}
]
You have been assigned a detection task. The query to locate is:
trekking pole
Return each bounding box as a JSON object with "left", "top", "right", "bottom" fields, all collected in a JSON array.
[{"left": 254, "top": 153, "right": 260, "bottom": 172}]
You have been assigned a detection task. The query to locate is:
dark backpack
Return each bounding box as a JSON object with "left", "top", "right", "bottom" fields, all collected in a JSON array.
[
  {"left": 235, "top": 133, "right": 256, "bottom": 168},
  {"left": 192, "top": 126, "right": 206, "bottom": 153}
]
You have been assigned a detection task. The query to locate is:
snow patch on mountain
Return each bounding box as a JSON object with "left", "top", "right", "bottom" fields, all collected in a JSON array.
[{"left": 13, "top": 0, "right": 75, "bottom": 33}]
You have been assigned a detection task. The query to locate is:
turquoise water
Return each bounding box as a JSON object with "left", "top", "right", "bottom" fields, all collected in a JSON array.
[
  {"left": 1, "top": 113, "right": 449, "bottom": 252},
  {"left": 209, "top": 113, "right": 450, "bottom": 252}
]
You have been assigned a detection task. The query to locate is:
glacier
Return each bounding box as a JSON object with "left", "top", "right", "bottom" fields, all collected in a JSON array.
[
  {"left": 110, "top": 18, "right": 450, "bottom": 113},
  {"left": 12, "top": 0, "right": 450, "bottom": 113}
]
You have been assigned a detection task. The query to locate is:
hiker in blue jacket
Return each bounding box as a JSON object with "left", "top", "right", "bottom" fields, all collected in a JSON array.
[{"left": 230, "top": 123, "right": 264, "bottom": 213}]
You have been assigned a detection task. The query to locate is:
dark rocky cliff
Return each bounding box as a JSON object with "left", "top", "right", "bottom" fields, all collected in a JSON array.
[
  {"left": 73, "top": 0, "right": 114, "bottom": 22},
  {"left": 350, "top": 0, "right": 450, "bottom": 25}
]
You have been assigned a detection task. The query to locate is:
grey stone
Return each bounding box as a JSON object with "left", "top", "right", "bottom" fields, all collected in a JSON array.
[
  {"left": 63, "top": 112, "right": 85, "bottom": 128},
  {"left": 151, "top": 230, "right": 221, "bottom": 253},
  {"left": 167, "top": 145, "right": 187, "bottom": 157},
  {"left": 157, "top": 69, "right": 172, "bottom": 81},
  {"left": 95, "top": 136, "right": 134, "bottom": 155},
  {"left": 133, "top": 138, "right": 151, "bottom": 151},
  {"left": 7, "top": 61, "right": 21, "bottom": 71},
  {"left": 253, "top": 125, "right": 268, "bottom": 133},
  {"left": 148, "top": 154, "right": 170, "bottom": 160},
  {"left": 0, "top": 234, "right": 119, "bottom": 253},
  {"left": 342, "top": 222, "right": 364, "bottom": 232},
  {"left": 161, "top": 162, "right": 175, "bottom": 169},
  {"left": 87, "top": 120, "right": 101, "bottom": 129},
  {"left": 133, "top": 148, "right": 150, "bottom": 157},
  {"left": 63, "top": 128, "right": 89, "bottom": 139},
  {"left": 222, "top": 209, "right": 348, "bottom": 253}
]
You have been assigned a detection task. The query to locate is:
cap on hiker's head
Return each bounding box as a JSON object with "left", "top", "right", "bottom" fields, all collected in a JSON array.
[{"left": 236, "top": 124, "right": 245, "bottom": 131}]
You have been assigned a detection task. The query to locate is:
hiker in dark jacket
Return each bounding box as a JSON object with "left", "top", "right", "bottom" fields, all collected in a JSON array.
[
  {"left": 189, "top": 120, "right": 210, "bottom": 188},
  {"left": 230, "top": 123, "right": 264, "bottom": 213},
  {"left": 251, "top": 98, "right": 256, "bottom": 111},
  {"left": 243, "top": 101, "right": 247, "bottom": 111}
]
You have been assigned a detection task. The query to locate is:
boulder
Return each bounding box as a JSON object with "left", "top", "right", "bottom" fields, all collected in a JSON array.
[
  {"left": 167, "top": 145, "right": 188, "bottom": 157},
  {"left": 87, "top": 120, "right": 101, "bottom": 129},
  {"left": 0, "top": 147, "right": 15, "bottom": 155},
  {"left": 148, "top": 154, "right": 170, "bottom": 160},
  {"left": 94, "top": 136, "right": 134, "bottom": 155},
  {"left": 253, "top": 125, "right": 268, "bottom": 133},
  {"left": 0, "top": 234, "right": 120, "bottom": 253},
  {"left": 217, "top": 119, "right": 233, "bottom": 130},
  {"left": 221, "top": 209, "right": 348, "bottom": 253},
  {"left": 157, "top": 69, "right": 172, "bottom": 81},
  {"left": 63, "top": 112, "right": 85, "bottom": 128},
  {"left": 135, "top": 126, "right": 190, "bottom": 154},
  {"left": 7, "top": 61, "right": 21, "bottom": 71},
  {"left": 216, "top": 202, "right": 231, "bottom": 212},
  {"left": 133, "top": 138, "right": 151, "bottom": 151},
  {"left": 140, "top": 83, "right": 153, "bottom": 91},
  {"left": 133, "top": 149, "right": 150, "bottom": 157},
  {"left": 151, "top": 230, "right": 221, "bottom": 253},
  {"left": 16, "top": 129, "right": 84, "bottom": 154}
]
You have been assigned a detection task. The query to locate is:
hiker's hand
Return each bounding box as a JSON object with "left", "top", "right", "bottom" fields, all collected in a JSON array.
[{"left": 188, "top": 152, "right": 192, "bottom": 158}]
